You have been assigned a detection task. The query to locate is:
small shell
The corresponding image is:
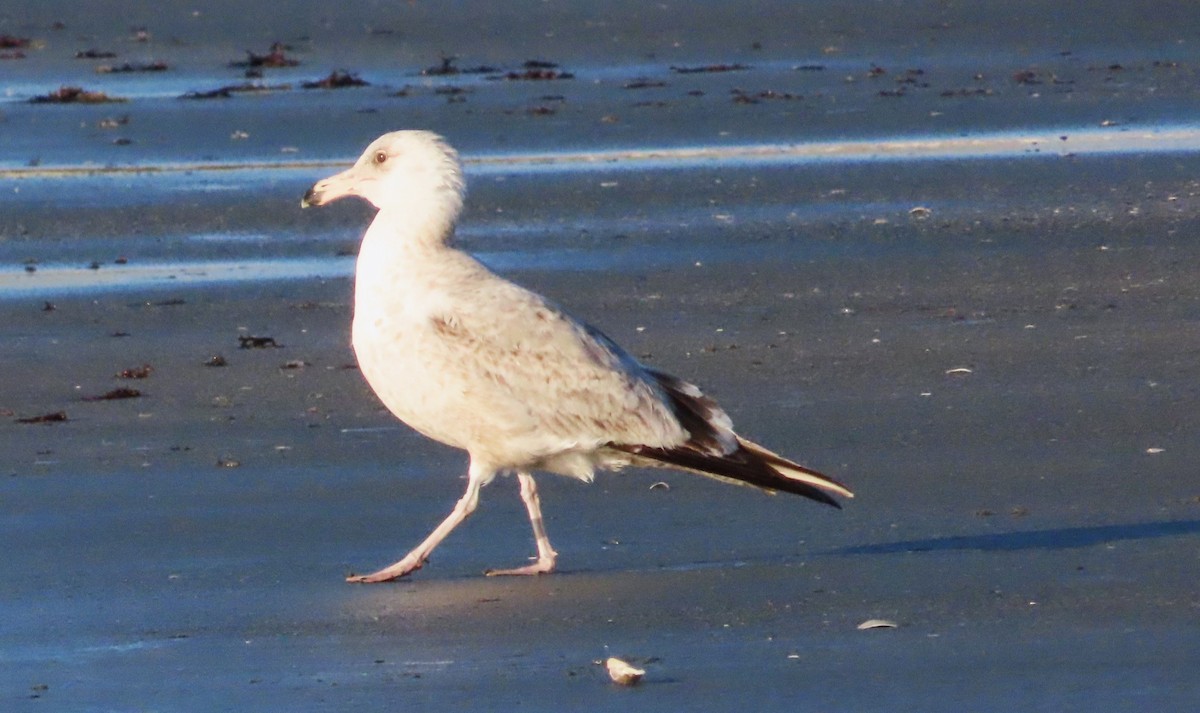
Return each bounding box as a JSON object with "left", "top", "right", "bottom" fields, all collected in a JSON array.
[
  {"left": 945, "top": 367, "right": 973, "bottom": 375},
  {"left": 605, "top": 657, "right": 645, "bottom": 685},
  {"left": 857, "top": 619, "right": 898, "bottom": 630}
]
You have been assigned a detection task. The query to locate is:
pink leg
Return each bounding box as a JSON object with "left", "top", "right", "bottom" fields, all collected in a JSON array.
[
  {"left": 486, "top": 472, "right": 558, "bottom": 576},
  {"left": 347, "top": 466, "right": 488, "bottom": 583}
]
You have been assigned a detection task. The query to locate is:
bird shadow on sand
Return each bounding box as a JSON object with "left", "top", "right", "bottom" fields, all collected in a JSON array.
[{"left": 829, "top": 519, "right": 1200, "bottom": 556}]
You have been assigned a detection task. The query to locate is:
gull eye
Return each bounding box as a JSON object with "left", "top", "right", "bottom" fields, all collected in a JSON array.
[{"left": 373, "top": 150, "right": 388, "bottom": 165}]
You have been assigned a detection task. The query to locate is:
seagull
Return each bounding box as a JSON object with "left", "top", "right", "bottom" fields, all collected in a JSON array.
[{"left": 302, "top": 130, "right": 852, "bottom": 582}]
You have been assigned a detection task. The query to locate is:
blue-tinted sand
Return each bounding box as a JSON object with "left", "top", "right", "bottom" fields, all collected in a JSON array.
[{"left": 3, "top": 2, "right": 1200, "bottom": 711}]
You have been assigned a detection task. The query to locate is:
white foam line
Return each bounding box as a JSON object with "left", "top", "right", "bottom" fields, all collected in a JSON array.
[
  {"left": 0, "top": 257, "right": 354, "bottom": 297},
  {"left": 3, "top": 124, "right": 1198, "bottom": 180},
  {"left": 471, "top": 125, "right": 1200, "bottom": 174}
]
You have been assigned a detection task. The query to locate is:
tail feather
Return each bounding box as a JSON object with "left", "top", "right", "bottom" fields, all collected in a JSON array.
[
  {"left": 628, "top": 366, "right": 853, "bottom": 507},
  {"left": 735, "top": 436, "right": 854, "bottom": 499},
  {"left": 611, "top": 438, "right": 853, "bottom": 508}
]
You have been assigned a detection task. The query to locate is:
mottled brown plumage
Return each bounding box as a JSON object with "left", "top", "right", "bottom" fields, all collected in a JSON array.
[{"left": 302, "top": 130, "right": 852, "bottom": 582}]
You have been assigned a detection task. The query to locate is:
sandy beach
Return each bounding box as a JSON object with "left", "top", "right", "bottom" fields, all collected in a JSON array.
[{"left": 3, "top": 2, "right": 1200, "bottom": 711}]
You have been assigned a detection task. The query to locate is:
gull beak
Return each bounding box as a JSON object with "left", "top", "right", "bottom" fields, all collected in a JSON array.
[{"left": 301, "top": 166, "right": 359, "bottom": 208}]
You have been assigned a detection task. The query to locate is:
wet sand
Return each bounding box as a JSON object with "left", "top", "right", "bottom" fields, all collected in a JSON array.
[{"left": 3, "top": 2, "right": 1200, "bottom": 711}]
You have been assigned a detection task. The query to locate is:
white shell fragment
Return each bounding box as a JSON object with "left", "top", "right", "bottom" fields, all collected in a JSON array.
[
  {"left": 605, "top": 657, "right": 646, "bottom": 685},
  {"left": 857, "top": 619, "right": 898, "bottom": 630},
  {"left": 945, "top": 367, "right": 973, "bottom": 375}
]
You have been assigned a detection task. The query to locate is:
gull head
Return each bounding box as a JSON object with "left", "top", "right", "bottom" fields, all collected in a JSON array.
[{"left": 301, "top": 130, "right": 465, "bottom": 216}]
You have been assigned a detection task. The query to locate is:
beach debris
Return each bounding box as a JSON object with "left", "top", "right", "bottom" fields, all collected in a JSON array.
[
  {"left": 795, "top": 64, "right": 826, "bottom": 71},
  {"left": 670, "top": 63, "right": 749, "bottom": 74},
  {"left": 496, "top": 60, "right": 574, "bottom": 81},
  {"left": 729, "top": 88, "right": 802, "bottom": 104},
  {"left": 945, "top": 367, "right": 973, "bottom": 376},
  {"left": 16, "top": 411, "right": 69, "bottom": 424},
  {"left": 1012, "top": 69, "right": 1039, "bottom": 84},
  {"left": 42, "top": 301, "right": 56, "bottom": 312},
  {"left": 624, "top": 78, "right": 667, "bottom": 89},
  {"left": 216, "top": 457, "right": 241, "bottom": 468},
  {"left": 422, "top": 56, "right": 460, "bottom": 75},
  {"left": 230, "top": 130, "right": 249, "bottom": 140},
  {"left": 28, "top": 86, "right": 127, "bottom": 104},
  {"left": 231, "top": 42, "right": 299, "bottom": 69},
  {"left": 421, "top": 55, "right": 498, "bottom": 76},
  {"left": 434, "top": 86, "right": 472, "bottom": 104},
  {"left": 180, "top": 82, "right": 291, "bottom": 100},
  {"left": 979, "top": 504, "right": 1033, "bottom": 518},
  {"left": 130, "top": 26, "right": 151, "bottom": 43},
  {"left": 96, "top": 60, "right": 169, "bottom": 74},
  {"left": 98, "top": 115, "right": 130, "bottom": 129},
  {"left": 180, "top": 86, "right": 234, "bottom": 100},
  {"left": 604, "top": 657, "right": 645, "bottom": 686},
  {"left": 1012, "top": 69, "right": 1071, "bottom": 86},
  {"left": 116, "top": 364, "right": 153, "bottom": 379},
  {"left": 239, "top": 336, "right": 281, "bottom": 349},
  {"left": 909, "top": 206, "right": 933, "bottom": 218},
  {"left": 857, "top": 619, "right": 898, "bottom": 630},
  {"left": 82, "top": 387, "right": 141, "bottom": 402},
  {"left": 75, "top": 48, "right": 117, "bottom": 59},
  {"left": 280, "top": 359, "right": 308, "bottom": 370},
  {"left": 649, "top": 481, "right": 670, "bottom": 491},
  {"left": 896, "top": 68, "right": 929, "bottom": 87},
  {"left": 1146, "top": 447, "right": 1165, "bottom": 454},
  {"left": 940, "top": 87, "right": 994, "bottom": 98},
  {"left": 302, "top": 70, "right": 369, "bottom": 89}
]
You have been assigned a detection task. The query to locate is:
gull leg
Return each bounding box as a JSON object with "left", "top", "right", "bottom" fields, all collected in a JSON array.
[
  {"left": 486, "top": 471, "right": 558, "bottom": 576},
  {"left": 347, "top": 466, "right": 489, "bottom": 583}
]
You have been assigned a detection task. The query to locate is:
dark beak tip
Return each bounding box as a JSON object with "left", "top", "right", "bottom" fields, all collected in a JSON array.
[{"left": 301, "top": 187, "right": 319, "bottom": 209}]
